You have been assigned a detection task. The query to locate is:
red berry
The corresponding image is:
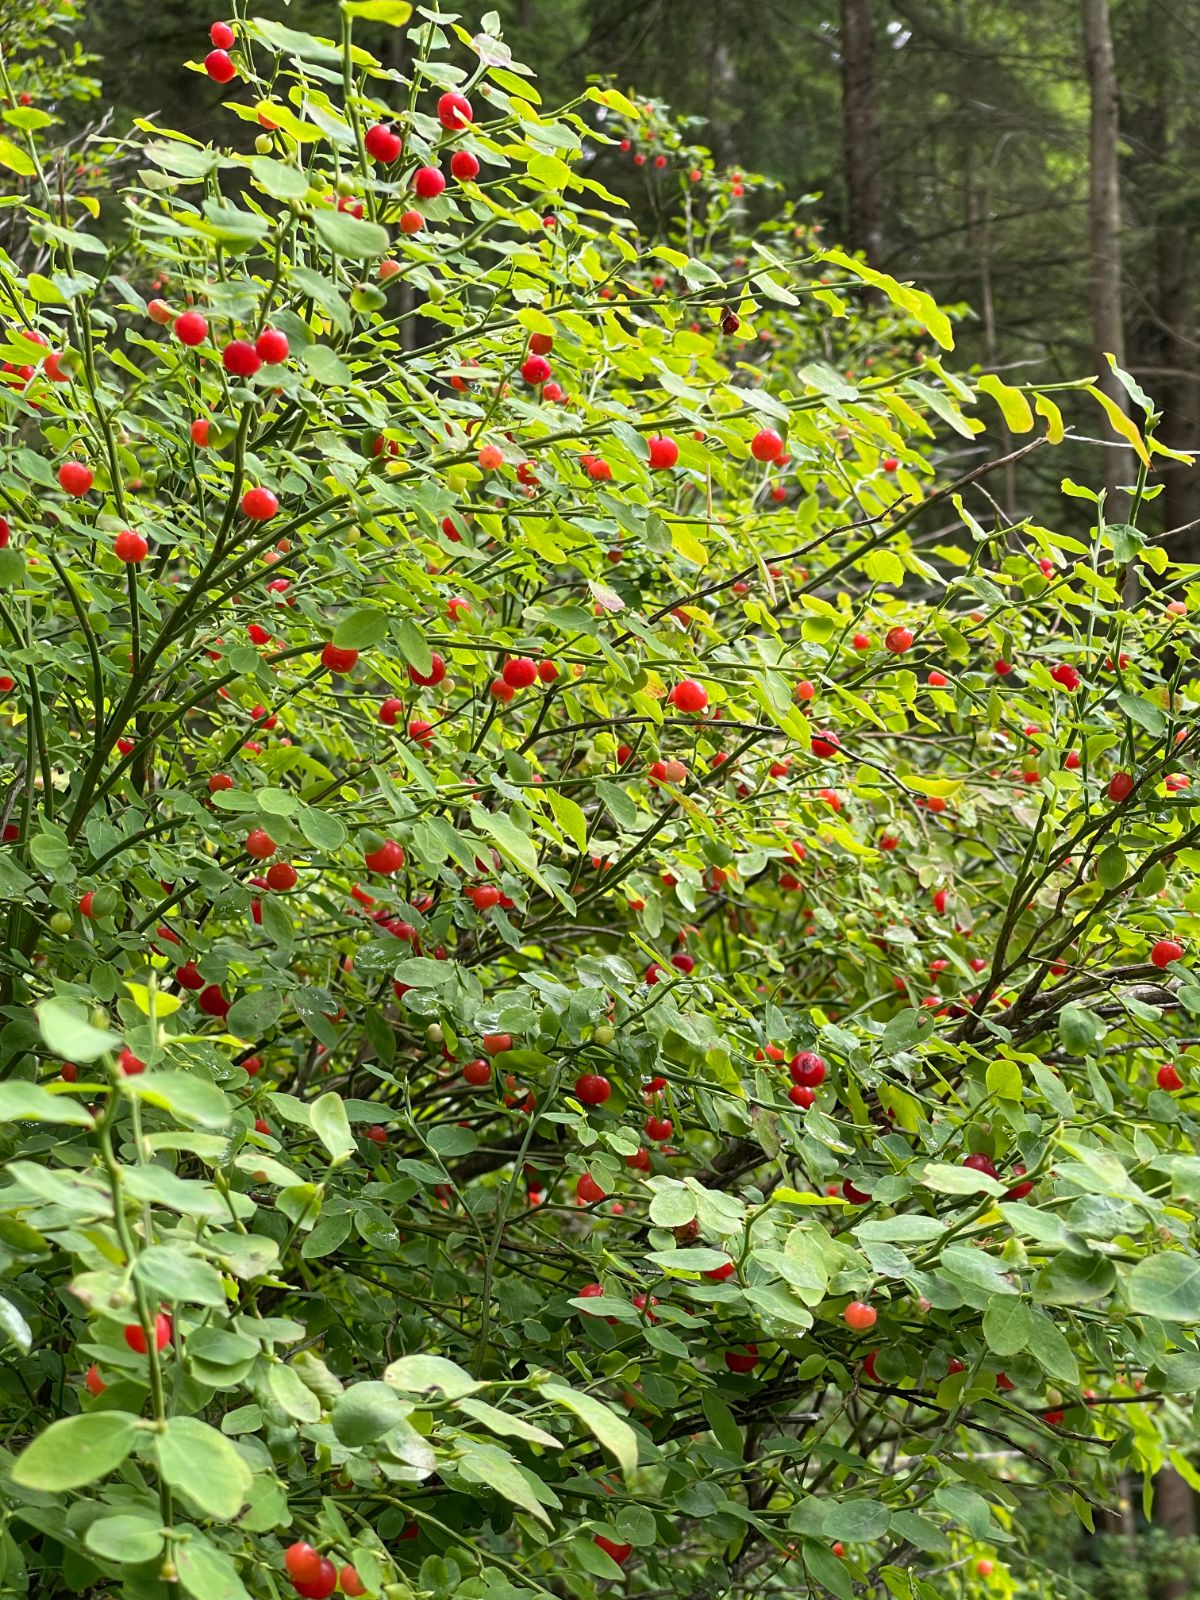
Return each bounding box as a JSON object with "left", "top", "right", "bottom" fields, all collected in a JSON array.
[
  {"left": 1004, "top": 1164, "right": 1034, "bottom": 1200},
  {"left": 413, "top": 165, "right": 445, "bottom": 198},
  {"left": 594, "top": 1536, "right": 632, "bottom": 1567},
  {"left": 645, "top": 1114, "right": 672, "bottom": 1141},
  {"left": 399, "top": 210, "right": 424, "bottom": 235},
  {"left": 255, "top": 327, "right": 289, "bottom": 364},
  {"left": 963, "top": 1151, "right": 999, "bottom": 1181},
  {"left": 190, "top": 418, "right": 211, "bottom": 446},
  {"left": 57, "top": 460, "right": 93, "bottom": 497},
  {"left": 450, "top": 149, "right": 480, "bottom": 181},
  {"left": 502, "top": 656, "right": 537, "bottom": 689},
  {"left": 245, "top": 828, "right": 275, "bottom": 861},
  {"left": 85, "top": 1362, "right": 106, "bottom": 1396},
  {"left": 293, "top": 1559, "right": 337, "bottom": 1600},
  {"left": 437, "top": 91, "right": 473, "bottom": 130},
  {"left": 241, "top": 486, "right": 278, "bottom": 521},
  {"left": 669, "top": 678, "right": 708, "bottom": 714},
  {"left": 750, "top": 428, "right": 784, "bottom": 462},
  {"left": 408, "top": 652, "right": 446, "bottom": 687},
  {"left": 205, "top": 48, "right": 236, "bottom": 83},
  {"left": 520, "top": 354, "right": 551, "bottom": 385},
  {"left": 321, "top": 642, "right": 358, "bottom": 675},
  {"left": 576, "top": 1172, "right": 606, "bottom": 1205},
  {"left": 724, "top": 1343, "right": 759, "bottom": 1374},
  {"left": 119, "top": 1048, "right": 145, "bottom": 1076},
  {"left": 223, "top": 339, "right": 260, "bottom": 378},
  {"left": 364, "top": 839, "right": 405, "bottom": 875},
  {"left": 339, "top": 1568, "right": 365, "bottom": 1598},
  {"left": 789, "top": 1052, "right": 826, "bottom": 1087},
  {"left": 885, "top": 625, "right": 913, "bottom": 654},
  {"left": 1150, "top": 938, "right": 1183, "bottom": 969},
  {"left": 463, "top": 1058, "right": 491, "bottom": 1086},
  {"left": 364, "top": 123, "right": 402, "bottom": 164},
  {"left": 482, "top": 1032, "right": 512, "bottom": 1056},
  {"left": 199, "top": 985, "right": 230, "bottom": 1018},
  {"left": 844, "top": 1300, "right": 877, "bottom": 1330},
  {"left": 705, "top": 1259, "right": 735, "bottom": 1282},
  {"left": 575, "top": 1072, "right": 611, "bottom": 1106},
  {"left": 1158, "top": 1064, "right": 1184, "bottom": 1092},
  {"left": 176, "top": 962, "right": 205, "bottom": 991},
  {"left": 210, "top": 19, "right": 235, "bottom": 47},
  {"left": 266, "top": 862, "right": 297, "bottom": 891},
  {"left": 124, "top": 1312, "right": 171, "bottom": 1353},
  {"left": 1108, "top": 770, "right": 1135, "bottom": 802},
  {"left": 174, "top": 311, "right": 208, "bottom": 347},
  {"left": 379, "top": 697, "right": 403, "bottom": 726},
  {"left": 113, "top": 529, "right": 148, "bottom": 563},
  {"left": 647, "top": 434, "right": 679, "bottom": 470}
]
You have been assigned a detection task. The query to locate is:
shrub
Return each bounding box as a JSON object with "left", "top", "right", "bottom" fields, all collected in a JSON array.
[{"left": 0, "top": 8, "right": 1198, "bottom": 1600}]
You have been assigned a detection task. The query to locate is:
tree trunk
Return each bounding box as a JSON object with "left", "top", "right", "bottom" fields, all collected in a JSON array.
[
  {"left": 1154, "top": 1465, "right": 1196, "bottom": 1600},
  {"left": 840, "top": 0, "right": 883, "bottom": 265},
  {"left": 1081, "top": 0, "right": 1129, "bottom": 508}
]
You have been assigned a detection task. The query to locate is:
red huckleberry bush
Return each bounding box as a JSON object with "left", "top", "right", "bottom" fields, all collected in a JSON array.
[{"left": 0, "top": 12, "right": 1198, "bottom": 1600}]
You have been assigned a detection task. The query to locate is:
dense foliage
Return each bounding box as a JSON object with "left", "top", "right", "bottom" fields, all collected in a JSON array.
[{"left": 1, "top": 8, "right": 1200, "bottom": 1600}]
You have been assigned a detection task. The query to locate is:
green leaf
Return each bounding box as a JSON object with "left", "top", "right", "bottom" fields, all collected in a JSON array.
[
  {"left": 155, "top": 1416, "right": 252, "bottom": 1518},
  {"left": 822, "top": 1499, "right": 891, "bottom": 1542},
  {"left": 541, "top": 1383, "right": 638, "bottom": 1475},
  {"left": 249, "top": 154, "right": 310, "bottom": 199},
  {"left": 134, "top": 1245, "right": 227, "bottom": 1306},
  {"left": 176, "top": 1534, "right": 253, "bottom": 1600},
  {"left": 1097, "top": 844, "right": 1127, "bottom": 889},
  {"left": 313, "top": 210, "right": 391, "bottom": 259},
  {"left": 1026, "top": 1306, "right": 1080, "bottom": 1384},
  {"left": 1126, "top": 1254, "right": 1200, "bottom": 1322},
  {"left": 456, "top": 1439, "right": 553, "bottom": 1524},
  {"left": 252, "top": 17, "right": 343, "bottom": 61},
  {"left": 0, "top": 1082, "right": 93, "bottom": 1125},
  {"left": 12, "top": 1411, "right": 140, "bottom": 1490},
  {"left": 332, "top": 1381, "right": 413, "bottom": 1445},
  {"left": 310, "top": 1091, "right": 355, "bottom": 1161},
  {"left": 0, "top": 136, "right": 36, "bottom": 177},
  {"left": 384, "top": 1353, "right": 483, "bottom": 1400},
  {"left": 982, "top": 1298, "right": 1034, "bottom": 1357},
  {"left": 268, "top": 1360, "right": 324, "bottom": 1422},
  {"left": 36, "top": 997, "right": 118, "bottom": 1063},
  {"left": 1116, "top": 692, "right": 1166, "bottom": 735},
  {"left": 333, "top": 608, "right": 390, "bottom": 649},
  {"left": 458, "top": 1396, "right": 560, "bottom": 1448},
  {"left": 85, "top": 1513, "right": 166, "bottom": 1565},
  {"left": 1058, "top": 1003, "right": 1105, "bottom": 1056},
  {"left": 0, "top": 1293, "right": 32, "bottom": 1354},
  {"left": 130, "top": 1071, "right": 230, "bottom": 1128},
  {"left": 544, "top": 789, "right": 588, "bottom": 852},
  {"left": 805, "top": 1541, "right": 855, "bottom": 1600}
]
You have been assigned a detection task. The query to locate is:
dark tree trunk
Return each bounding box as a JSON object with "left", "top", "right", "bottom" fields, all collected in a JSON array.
[
  {"left": 1154, "top": 1465, "right": 1197, "bottom": 1600},
  {"left": 1082, "top": 0, "right": 1129, "bottom": 508},
  {"left": 840, "top": 0, "right": 883, "bottom": 265}
]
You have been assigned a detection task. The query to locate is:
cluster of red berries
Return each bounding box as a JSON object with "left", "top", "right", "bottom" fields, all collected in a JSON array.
[
  {"left": 204, "top": 19, "right": 237, "bottom": 83},
  {"left": 284, "top": 1542, "right": 364, "bottom": 1599}
]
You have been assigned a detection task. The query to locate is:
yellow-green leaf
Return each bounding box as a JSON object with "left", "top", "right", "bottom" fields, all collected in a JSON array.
[
  {"left": 1087, "top": 385, "right": 1151, "bottom": 468},
  {"left": 0, "top": 136, "right": 36, "bottom": 177},
  {"left": 976, "top": 374, "right": 1034, "bottom": 434}
]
